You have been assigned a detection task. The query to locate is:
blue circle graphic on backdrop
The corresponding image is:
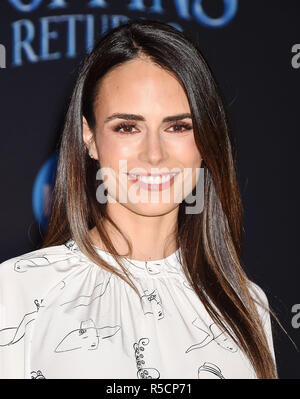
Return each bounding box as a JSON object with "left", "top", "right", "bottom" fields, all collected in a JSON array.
[{"left": 32, "top": 152, "right": 58, "bottom": 230}]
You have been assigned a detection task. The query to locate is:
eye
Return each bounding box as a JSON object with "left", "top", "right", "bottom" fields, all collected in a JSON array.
[
  {"left": 167, "top": 122, "right": 192, "bottom": 133},
  {"left": 112, "top": 121, "right": 193, "bottom": 134},
  {"left": 113, "top": 122, "right": 138, "bottom": 134}
]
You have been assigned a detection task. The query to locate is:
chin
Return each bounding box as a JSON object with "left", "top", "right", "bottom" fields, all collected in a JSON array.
[{"left": 124, "top": 203, "right": 179, "bottom": 217}]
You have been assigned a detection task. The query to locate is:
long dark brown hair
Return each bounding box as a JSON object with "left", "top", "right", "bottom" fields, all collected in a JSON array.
[{"left": 41, "top": 19, "right": 289, "bottom": 378}]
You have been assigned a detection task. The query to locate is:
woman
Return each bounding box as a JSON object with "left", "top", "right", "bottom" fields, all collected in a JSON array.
[{"left": 0, "top": 19, "right": 280, "bottom": 379}]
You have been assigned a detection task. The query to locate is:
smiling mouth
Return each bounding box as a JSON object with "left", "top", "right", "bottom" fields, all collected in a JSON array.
[{"left": 125, "top": 172, "right": 180, "bottom": 191}]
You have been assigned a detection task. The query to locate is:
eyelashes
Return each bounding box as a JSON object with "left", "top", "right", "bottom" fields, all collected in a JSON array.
[{"left": 112, "top": 122, "right": 193, "bottom": 135}]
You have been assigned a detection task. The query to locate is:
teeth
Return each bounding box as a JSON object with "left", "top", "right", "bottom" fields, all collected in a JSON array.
[
  {"left": 161, "top": 175, "right": 171, "bottom": 183},
  {"left": 128, "top": 173, "right": 177, "bottom": 184},
  {"left": 140, "top": 175, "right": 155, "bottom": 184}
]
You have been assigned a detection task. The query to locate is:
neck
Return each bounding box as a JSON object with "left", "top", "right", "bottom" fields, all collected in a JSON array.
[{"left": 89, "top": 201, "right": 179, "bottom": 261}]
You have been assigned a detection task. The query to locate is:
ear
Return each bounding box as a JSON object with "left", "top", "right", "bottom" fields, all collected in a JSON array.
[{"left": 82, "top": 116, "right": 98, "bottom": 160}]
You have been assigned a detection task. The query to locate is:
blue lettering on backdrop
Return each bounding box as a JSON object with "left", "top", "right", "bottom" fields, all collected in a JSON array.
[
  {"left": 128, "top": 0, "right": 164, "bottom": 14},
  {"left": 48, "top": 0, "right": 67, "bottom": 9},
  {"left": 9, "top": 0, "right": 238, "bottom": 66},
  {"left": 8, "top": 0, "right": 67, "bottom": 12},
  {"left": 9, "top": 0, "right": 43, "bottom": 12},
  {"left": 88, "top": 0, "right": 108, "bottom": 7},
  {"left": 86, "top": 15, "right": 95, "bottom": 52},
  {"left": 12, "top": 14, "right": 98, "bottom": 65},
  {"left": 167, "top": 22, "right": 182, "bottom": 32},
  {"left": 192, "top": 0, "right": 238, "bottom": 28},
  {"left": 8, "top": 0, "right": 238, "bottom": 26},
  {"left": 40, "top": 16, "right": 60, "bottom": 60},
  {"left": 173, "top": 0, "right": 190, "bottom": 20},
  {"left": 126, "top": 0, "right": 238, "bottom": 25},
  {"left": 100, "top": 14, "right": 109, "bottom": 36},
  {"left": 12, "top": 20, "right": 39, "bottom": 65},
  {"left": 110, "top": 15, "right": 130, "bottom": 29}
]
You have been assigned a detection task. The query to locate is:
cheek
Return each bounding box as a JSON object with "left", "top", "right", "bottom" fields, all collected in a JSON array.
[
  {"left": 96, "top": 136, "right": 132, "bottom": 168},
  {"left": 178, "top": 136, "right": 202, "bottom": 167}
]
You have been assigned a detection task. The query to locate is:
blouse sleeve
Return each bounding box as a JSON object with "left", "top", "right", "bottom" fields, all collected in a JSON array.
[
  {"left": 0, "top": 252, "right": 65, "bottom": 379},
  {"left": 0, "top": 257, "right": 30, "bottom": 378}
]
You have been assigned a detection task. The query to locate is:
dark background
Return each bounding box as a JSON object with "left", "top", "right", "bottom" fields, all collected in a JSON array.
[{"left": 0, "top": 0, "right": 299, "bottom": 378}]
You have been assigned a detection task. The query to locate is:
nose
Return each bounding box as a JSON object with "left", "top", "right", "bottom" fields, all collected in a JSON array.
[{"left": 138, "top": 128, "right": 168, "bottom": 166}]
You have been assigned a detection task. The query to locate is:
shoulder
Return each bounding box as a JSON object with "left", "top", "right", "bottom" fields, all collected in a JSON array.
[
  {"left": 246, "top": 280, "right": 271, "bottom": 319},
  {"left": 246, "top": 279, "right": 275, "bottom": 342},
  {"left": 0, "top": 242, "right": 75, "bottom": 276},
  {"left": 0, "top": 241, "right": 84, "bottom": 305},
  {"left": 0, "top": 240, "right": 85, "bottom": 326},
  {"left": 247, "top": 280, "right": 269, "bottom": 306}
]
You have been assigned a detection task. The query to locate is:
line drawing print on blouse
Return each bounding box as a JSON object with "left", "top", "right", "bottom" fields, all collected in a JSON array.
[
  {"left": 54, "top": 318, "right": 121, "bottom": 353},
  {"left": 59, "top": 275, "right": 112, "bottom": 309},
  {"left": 133, "top": 337, "right": 160, "bottom": 379},
  {"left": 0, "top": 299, "right": 44, "bottom": 346},
  {"left": 185, "top": 317, "right": 238, "bottom": 353},
  {"left": 140, "top": 289, "right": 164, "bottom": 320},
  {"left": 198, "top": 362, "right": 225, "bottom": 379}
]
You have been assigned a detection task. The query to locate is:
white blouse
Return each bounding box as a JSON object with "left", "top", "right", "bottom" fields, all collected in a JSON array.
[{"left": 0, "top": 238, "right": 276, "bottom": 379}]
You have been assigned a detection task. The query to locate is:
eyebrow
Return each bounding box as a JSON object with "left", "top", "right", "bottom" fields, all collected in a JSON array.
[{"left": 104, "top": 113, "right": 192, "bottom": 124}]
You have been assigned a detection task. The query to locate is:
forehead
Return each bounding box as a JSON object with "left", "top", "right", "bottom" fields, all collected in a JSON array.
[{"left": 94, "top": 58, "right": 190, "bottom": 120}]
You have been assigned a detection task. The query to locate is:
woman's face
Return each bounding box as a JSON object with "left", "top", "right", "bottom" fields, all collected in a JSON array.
[{"left": 83, "top": 57, "right": 202, "bottom": 217}]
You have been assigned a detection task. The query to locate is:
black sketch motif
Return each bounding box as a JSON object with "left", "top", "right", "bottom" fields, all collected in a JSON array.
[
  {"left": 0, "top": 299, "right": 44, "bottom": 346},
  {"left": 124, "top": 257, "right": 162, "bottom": 275},
  {"left": 185, "top": 317, "right": 238, "bottom": 353},
  {"left": 59, "top": 274, "right": 111, "bottom": 309},
  {"left": 198, "top": 362, "right": 225, "bottom": 379},
  {"left": 14, "top": 255, "right": 51, "bottom": 273},
  {"left": 54, "top": 318, "right": 120, "bottom": 353},
  {"left": 140, "top": 289, "right": 164, "bottom": 320},
  {"left": 144, "top": 261, "right": 161, "bottom": 275},
  {"left": 13, "top": 250, "right": 78, "bottom": 273},
  {"left": 133, "top": 338, "right": 160, "bottom": 379},
  {"left": 64, "top": 239, "right": 81, "bottom": 253},
  {"left": 31, "top": 370, "right": 46, "bottom": 379}
]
